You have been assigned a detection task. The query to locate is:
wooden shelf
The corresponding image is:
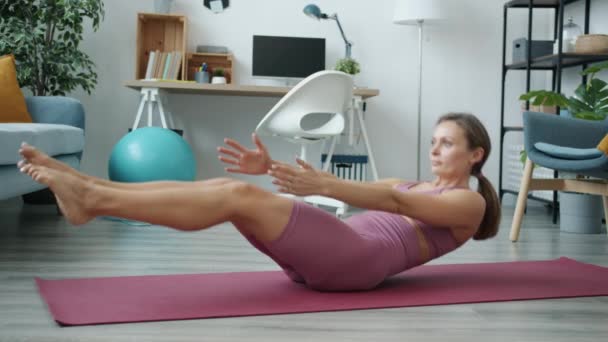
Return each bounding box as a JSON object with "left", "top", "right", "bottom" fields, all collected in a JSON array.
[
  {"left": 136, "top": 13, "right": 187, "bottom": 80},
  {"left": 505, "top": 0, "right": 581, "bottom": 8},
  {"left": 506, "top": 53, "right": 608, "bottom": 70},
  {"left": 185, "top": 53, "right": 234, "bottom": 83}
]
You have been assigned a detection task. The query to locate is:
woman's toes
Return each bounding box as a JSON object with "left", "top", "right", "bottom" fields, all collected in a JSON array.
[{"left": 26, "top": 165, "right": 38, "bottom": 177}]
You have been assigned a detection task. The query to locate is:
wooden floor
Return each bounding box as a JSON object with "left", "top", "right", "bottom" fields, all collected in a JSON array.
[{"left": 1, "top": 199, "right": 607, "bottom": 342}]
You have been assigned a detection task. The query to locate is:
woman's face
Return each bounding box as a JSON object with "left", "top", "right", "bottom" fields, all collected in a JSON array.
[{"left": 429, "top": 121, "right": 481, "bottom": 178}]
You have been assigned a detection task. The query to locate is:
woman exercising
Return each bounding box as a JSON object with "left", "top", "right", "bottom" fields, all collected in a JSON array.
[{"left": 18, "top": 112, "right": 500, "bottom": 291}]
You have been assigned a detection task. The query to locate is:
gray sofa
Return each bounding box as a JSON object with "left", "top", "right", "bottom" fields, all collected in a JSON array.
[{"left": 0, "top": 96, "right": 85, "bottom": 201}]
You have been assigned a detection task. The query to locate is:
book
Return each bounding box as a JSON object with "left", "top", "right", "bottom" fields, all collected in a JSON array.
[
  {"left": 144, "top": 51, "right": 156, "bottom": 80},
  {"left": 153, "top": 50, "right": 162, "bottom": 79},
  {"left": 159, "top": 52, "right": 166, "bottom": 79},
  {"left": 172, "top": 51, "right": 182, "bottom": 79},
  {"left": 162, "top": 52, "right": 172, "bottom": 80}
]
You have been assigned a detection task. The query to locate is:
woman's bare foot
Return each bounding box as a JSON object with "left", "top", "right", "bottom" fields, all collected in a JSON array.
[
  {"left": 18, "top": 143, "right": 86, "bottom": 179},
  {"left": 20, "top": 164, "right": 95, "bottom": 226}
]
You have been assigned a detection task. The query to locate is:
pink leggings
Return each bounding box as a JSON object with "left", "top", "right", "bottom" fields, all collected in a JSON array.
[{"left": 244, "top": 201, "right": 402, "bottom": 292}]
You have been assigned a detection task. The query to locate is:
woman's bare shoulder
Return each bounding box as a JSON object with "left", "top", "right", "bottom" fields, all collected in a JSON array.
[{"left": 441, "top": 188, "right": 486, "bottom": 211}]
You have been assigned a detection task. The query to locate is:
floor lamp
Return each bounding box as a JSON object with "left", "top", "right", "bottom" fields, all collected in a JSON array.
[{"left": 393, "top": 0, "right": 442, "bottom": 180}]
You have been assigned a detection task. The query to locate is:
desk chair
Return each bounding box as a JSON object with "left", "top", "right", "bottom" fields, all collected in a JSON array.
[
  {"left": 255, "top": 70, "right": 353, "bottom": 216},
  {"left": 510, "top": 111, "right": 608, "bottom": 241}
]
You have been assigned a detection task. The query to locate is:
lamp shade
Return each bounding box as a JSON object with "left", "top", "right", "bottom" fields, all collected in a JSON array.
[
  {"left": 393, "top": 0, "right": 442, "bottom": 25},
  {"left": 303, "top": 4, "right": 323, "bottom": 20}
]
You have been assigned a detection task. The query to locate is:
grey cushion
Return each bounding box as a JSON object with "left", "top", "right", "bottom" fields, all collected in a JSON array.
[
  {"left": 0, "top": 123, "right": 84, "bottom": 165},
  {"left": 534, "top": 142, "right": 603, "bottom": 160}
]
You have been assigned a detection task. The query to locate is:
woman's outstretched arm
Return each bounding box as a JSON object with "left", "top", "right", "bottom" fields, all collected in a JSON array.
[
  {"left": 269, "top": 160, "right": 484, "bottom": 229},
  {"left": 323, "top": 178, "right": 484, "bottom": 228}
]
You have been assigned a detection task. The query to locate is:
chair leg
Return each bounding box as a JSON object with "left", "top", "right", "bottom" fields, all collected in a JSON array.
[
  {"left": 602, "top": 196, "right": 608, "bottom": 235},
  {"left": 323, "top": 136, "right": 338, "bottom": 172},
  {"left": 300, "top": 144, "right": 308, "bottom": 162},
  {"left": 510, "top": 158, "right": 534, "bottom": 242}
]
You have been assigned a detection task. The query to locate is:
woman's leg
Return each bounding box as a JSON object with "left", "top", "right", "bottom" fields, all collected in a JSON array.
[
  {"left": 18, "top": 143, "right": 233, "bottom": 191},
  {"left": 22, "top": 164, "right": 294, "bottom": 242}
]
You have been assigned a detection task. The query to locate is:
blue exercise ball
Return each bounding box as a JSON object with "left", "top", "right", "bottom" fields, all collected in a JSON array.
[{"left": 108, "top": 127, "right": 196, "bottom": 182}]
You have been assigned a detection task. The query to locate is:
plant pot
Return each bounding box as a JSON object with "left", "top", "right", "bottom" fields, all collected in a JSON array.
[
  {"left": 528, "top": 104, "right": 558, "bottom": 114},
  {"left": 212, "top": 76, "right": 227, "bottom": 84},
  {"left": 520, "top": 101, "right": 558, "bottom": 114},
  {"left": 194, "top": 71, "right": 210, "bottom": 84},
  {"left": 559, "top": 192, "right": 604, "bottom": 234}
]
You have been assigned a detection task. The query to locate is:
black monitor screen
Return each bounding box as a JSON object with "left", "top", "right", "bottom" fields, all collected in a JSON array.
[{"left": 252, "top": 35, "right": 326, "bottom": 78}]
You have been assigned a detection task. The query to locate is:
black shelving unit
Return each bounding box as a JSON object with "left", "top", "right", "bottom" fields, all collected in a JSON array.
[{"left": 499, "top": 0, "right": 608, "bottom": 223}]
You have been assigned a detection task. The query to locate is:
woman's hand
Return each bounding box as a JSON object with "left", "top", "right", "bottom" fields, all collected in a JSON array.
[
  {"left": 268, "top": 158, "right": 336, "bottom": 196},
  {"left": 217, "top": 133, "right": 272, "bottom": 175}
]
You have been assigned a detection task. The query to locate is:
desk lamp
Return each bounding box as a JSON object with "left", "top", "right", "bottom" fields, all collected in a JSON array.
[{"left": 303, "top": 4, "right": 352, "bottom": 58}]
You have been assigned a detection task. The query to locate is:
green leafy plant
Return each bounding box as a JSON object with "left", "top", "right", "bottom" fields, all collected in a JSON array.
[
  {"left": 568, "top": 61, "right": 608, "bottom": 120},
  {"left": 0, "top": 0, "right": 105, "bottom": 96},
  {"left": 519, "top": 61, "right": 608, "bottom": 120},
  {"left": 213, "top": 67, "right": 225, "bottom": 77},
  {"left": 519, "top": 90, "right": 569, "bottom": 108},
  {"left": 519, "top": 150, "right": 536, "bottom": 169},
  {"left": 335, "top": 57, "right": 360, "bottom": 75}
]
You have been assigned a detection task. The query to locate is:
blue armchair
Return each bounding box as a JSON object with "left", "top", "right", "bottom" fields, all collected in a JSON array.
[
  {"left": 0, "top": 96, "right": 85, "bottom": 201},
  {"left": 510, "top": 111, "right": 608, "bottom": 241}
]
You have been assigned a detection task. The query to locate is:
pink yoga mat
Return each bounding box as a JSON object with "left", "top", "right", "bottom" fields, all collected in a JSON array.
[{"left": 36, "top": 257, "right": 608, "bottom": 326}]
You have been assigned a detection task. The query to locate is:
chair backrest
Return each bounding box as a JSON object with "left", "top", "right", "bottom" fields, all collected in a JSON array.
[{"left": 255, "top": 70, "right": 354, "bottom": 139}]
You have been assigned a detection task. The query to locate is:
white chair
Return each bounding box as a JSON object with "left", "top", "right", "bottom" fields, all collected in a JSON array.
[{"left": 255, "top": 70, "right": 354, "bottom": 217}]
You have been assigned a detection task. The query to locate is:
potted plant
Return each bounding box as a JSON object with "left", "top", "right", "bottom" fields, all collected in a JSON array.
[
  {"left": 519, "top": 61, "right": 608, "bottom": 234},
  {"left": 0, "top": 0, "right": 105, "bottom": 96},
  {"left": 518, "top": 90, "right": 569, "bottom": 114},
  {"left": 519, "top": 61, "right": 608, "bottom": 119},
  {"left": 211, "top": 67, "right": 227, "bottom": 84},
  {"left": 335, "top": 57, "right": 361, "bottom": 76}
]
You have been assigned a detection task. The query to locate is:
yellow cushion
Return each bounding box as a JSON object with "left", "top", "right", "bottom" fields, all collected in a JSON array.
[
  {"left": 597, "top": 134, "right": 608, "bottom": 155},
  {"left": 0, "top": 54, "right": 32, "bottom": 123}
]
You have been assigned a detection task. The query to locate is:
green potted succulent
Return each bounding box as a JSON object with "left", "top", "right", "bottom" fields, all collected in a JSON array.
[
  {"left": 519, "top": 61, "right": 608, "bottom": 234},
  {"left": 335, "top": 57, "right": 361, "bottom": 76},
  {"left": 211, "top": 67, "right": 227, "bottom": 84},
  {"left": 0, "top": 0, "right": 105, "bottom": 96}
]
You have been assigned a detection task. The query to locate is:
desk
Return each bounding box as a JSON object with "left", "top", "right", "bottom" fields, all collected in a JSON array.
[
  {"left": 123, "top": 80, "right": 381, "bottom": 180},
  {"left": 124, "top": 80, "right": 380, "bottom": 99}
]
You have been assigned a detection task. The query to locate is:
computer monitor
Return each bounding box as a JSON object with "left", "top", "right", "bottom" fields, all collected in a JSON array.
[{"left": 252, "top": 35, "right": 326, "bottom": 79}]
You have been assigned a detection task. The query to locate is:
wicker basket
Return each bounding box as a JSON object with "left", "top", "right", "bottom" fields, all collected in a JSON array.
[{"left": 575, "top": 34, "right": 608, "bottom": 54}]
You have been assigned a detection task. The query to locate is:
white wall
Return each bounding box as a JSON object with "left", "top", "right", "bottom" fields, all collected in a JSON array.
[{"left": 72, "top": 0, "right": 575, "bottom": 193}]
